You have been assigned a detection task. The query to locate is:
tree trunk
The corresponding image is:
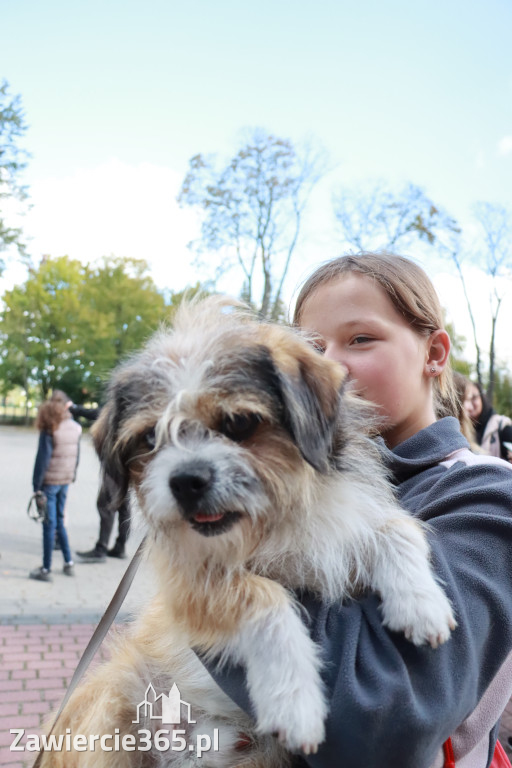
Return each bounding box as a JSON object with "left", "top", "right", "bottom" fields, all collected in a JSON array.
[
  {"left": 451, "top": 251, "right": 483, "bottom": 387},
  {"left": 487, "top": 298, "right": 502, "bottom": 405}
]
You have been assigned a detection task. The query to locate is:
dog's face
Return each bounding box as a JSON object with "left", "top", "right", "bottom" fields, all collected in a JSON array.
[{"left": 92, "top": 298, "right": 347, "bottom": 562}]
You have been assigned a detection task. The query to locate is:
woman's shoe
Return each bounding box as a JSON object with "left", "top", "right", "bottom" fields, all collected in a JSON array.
[{"left": 29, "top": 567, "right": 53, "bottom": 582}]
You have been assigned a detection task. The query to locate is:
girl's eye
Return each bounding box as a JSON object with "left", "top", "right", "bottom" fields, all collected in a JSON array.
[
  {"left": 351, "top": 335, "right": 373, "bottom": 345},
  {"left": 143, "top": 427, "right": 156, "bottom": 449},
  {"left": 220, "top": 413, "right": 262, "bottom": 442}
]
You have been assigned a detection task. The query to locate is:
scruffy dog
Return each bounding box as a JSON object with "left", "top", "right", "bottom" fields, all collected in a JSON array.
[{"left": 39, "top": 298, "right": 455, "bottom": 768}]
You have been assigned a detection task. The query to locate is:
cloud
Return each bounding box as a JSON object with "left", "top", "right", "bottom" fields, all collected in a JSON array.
[
  {"left": 497, "top": 136, "right": 512, "bottom": 156},
  {"left": 22, "top": 159, "right": 201, "bottom": 291}
]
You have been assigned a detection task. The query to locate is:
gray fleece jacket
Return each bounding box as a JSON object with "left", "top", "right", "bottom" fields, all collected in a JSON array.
[{"left": 209, "top": 417, "right": 512, "bottom": 768}]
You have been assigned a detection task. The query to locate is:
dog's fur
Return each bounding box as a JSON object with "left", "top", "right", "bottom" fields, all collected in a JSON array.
[{"left": 40, "top": 297, "right": 455, "bottom": 768}]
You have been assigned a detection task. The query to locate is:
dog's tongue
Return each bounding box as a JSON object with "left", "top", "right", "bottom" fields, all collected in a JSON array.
[{"left": 194, "top": 512, "right": 225, "bottom": 523}]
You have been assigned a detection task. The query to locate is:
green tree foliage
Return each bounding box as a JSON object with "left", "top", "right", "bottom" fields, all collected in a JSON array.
[
  {"left": 81, "top": 256, "right": 167, "bottom": 391},
  {"left": 0, "top": 255, "right": 167, "bottom": 402},
  {"left": 178, "top": 128, "right": 327, "bottom": 321},
  {"left": 444, "top": 320, "right": 472, "bottom": 376},
  {"left": 493, "top": 368, "right": 512, "bottom": 419},
  {"left": 164, "top": 282, "right": 211, "bottom": 323},
  {"left": 0, "top": 256, "right": 86, "bottom": 401},
  {"left": 0, "top": 80, "right": 29, "bottom": 271}
]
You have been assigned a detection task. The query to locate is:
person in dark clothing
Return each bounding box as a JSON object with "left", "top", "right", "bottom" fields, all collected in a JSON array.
[
  {"left": 463, "top": 379, "right": 512, "bottom": 461},
  {"left": 69, "top": 404, "right": 131, "bottom": 561}
]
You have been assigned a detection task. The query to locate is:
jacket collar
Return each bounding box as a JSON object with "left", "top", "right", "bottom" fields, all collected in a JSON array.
[{"left": 377, "top": 417, "right": 469, "bottom": 484}]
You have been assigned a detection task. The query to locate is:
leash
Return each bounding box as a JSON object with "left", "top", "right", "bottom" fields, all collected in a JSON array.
[{"left": 32, "top": 537, "right": 147, "bottom": 768}]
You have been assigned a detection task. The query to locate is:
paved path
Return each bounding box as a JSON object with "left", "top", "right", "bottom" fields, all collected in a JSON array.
[
  {"left": 1, "top": 425, "right": 511, "bottom": 765},
  {"left": 0, "top": 425, "right": 154, "bottom": 766},
  {"left": 0, "top": 623, "right": 109, "bottom": 767},
  {"left": 0, "top": 425, "right": 155, "bottom": 624}
]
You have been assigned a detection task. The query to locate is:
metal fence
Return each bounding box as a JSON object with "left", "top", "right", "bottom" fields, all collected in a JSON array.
[{"left": 0, "top": 404, "right": 37, "bottom": 426}]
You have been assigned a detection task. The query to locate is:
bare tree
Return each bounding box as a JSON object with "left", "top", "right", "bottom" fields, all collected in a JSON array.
[
  {"left": 333, "top": 181, "right": 459, "bottom": 253},
  {"left": 435, "top": 202, "right": 511, "bottom": 403},
  {"left": 472, "top": 203, "right": 512, "bottom": 403},
  {"left": 447, "top": 242, "right": 484, "bottom": 388},
  {"left": 178, "top": 129, "right": 328, "bottom": 320}
]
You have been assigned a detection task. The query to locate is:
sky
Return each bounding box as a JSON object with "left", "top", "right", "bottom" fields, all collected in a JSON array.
[{"left": 1, "top": 0, "right": 512, "bottom": 367}]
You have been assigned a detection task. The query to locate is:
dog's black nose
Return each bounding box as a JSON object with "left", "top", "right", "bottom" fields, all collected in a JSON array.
[{"left": 169, "top": 466, "right": 213, "bottom": 508}]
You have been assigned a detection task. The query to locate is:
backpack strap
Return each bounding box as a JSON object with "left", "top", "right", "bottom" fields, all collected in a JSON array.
[
  {"left": 492, "top": 739, "right": 512, "bottom": 767},
  {"left": 443, "top": 737, "right": 512, "bottom": 768},
  {"left": 442, "top": 738, "right": 456, "bottom": 768}
]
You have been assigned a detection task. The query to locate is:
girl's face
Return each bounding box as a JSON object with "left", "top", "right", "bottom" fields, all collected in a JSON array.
[
  {"left": 299, "top": 273, "right": 445, "bottom": 448},
  {"left": 463, "top": 383, "right": 482, "bottom": 421}
]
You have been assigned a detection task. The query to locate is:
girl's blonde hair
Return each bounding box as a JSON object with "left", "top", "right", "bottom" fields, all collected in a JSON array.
[{"left": 293, "top": 251, "right": 458, "bottom": 418}]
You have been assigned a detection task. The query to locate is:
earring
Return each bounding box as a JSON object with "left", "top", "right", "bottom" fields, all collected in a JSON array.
[{"left": 430, "top": 366, "right": 437, "bottom": 375}]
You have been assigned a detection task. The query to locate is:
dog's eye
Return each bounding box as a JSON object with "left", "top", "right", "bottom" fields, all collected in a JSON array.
[
  {"left": 220, "top": 413, "right": 262, "bottom": 443},
  {"left": 143, "top": 427, "right": 156, "bottom": 449},
  {"left": 311, "top": 339, "right": 325, "bottom": 355}
]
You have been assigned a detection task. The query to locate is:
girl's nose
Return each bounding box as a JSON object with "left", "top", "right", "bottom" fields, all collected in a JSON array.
[{"left": 324, "top": 343, "right": 349, "bottom": 370}]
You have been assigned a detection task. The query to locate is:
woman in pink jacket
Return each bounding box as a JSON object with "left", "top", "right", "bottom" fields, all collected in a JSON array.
[{"left": 30, "top": 390, "right": 81, "bottom": 582}]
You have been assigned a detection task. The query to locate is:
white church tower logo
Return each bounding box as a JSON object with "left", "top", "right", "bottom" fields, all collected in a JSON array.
[{"left": 133, "top": 683, "right": 196, "bottom": 724}]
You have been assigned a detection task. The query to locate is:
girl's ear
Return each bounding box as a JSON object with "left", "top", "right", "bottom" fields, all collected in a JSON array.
[{"left": 425, "top": 329, "right": 451, "bottom": 375}]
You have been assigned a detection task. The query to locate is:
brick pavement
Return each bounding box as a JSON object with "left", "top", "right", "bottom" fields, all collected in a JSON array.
[{"left": 0, "top": 622, "right": 114, "bottom": 768}]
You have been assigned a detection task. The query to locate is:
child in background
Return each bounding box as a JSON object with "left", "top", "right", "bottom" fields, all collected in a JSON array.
[
  {"left": 463, "top": 379, "right": 512, "bottom": 461},
  {"left": 29, "top": 390, "right": 81, "bottom": 582}
]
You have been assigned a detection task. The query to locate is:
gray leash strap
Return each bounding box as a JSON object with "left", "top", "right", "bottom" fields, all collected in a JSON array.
[{"left": 32, "top": 537, "right": 147, "bottom": 768}]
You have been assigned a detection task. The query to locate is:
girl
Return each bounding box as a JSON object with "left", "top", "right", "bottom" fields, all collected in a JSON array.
[
  {"left": 212, "top": 252, "right": 512, "bottom": 768},
  {"left": 463, "top": 379, "right": 512, "bottom": 461},
  {"left": 30, "top": 390, "right": 81, "bottom": 582},
  {"left": 452, "top": 371, "right": 480, "bottom": 450}
]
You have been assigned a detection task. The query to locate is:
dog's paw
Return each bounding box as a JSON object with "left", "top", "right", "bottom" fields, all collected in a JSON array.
[
  {"left": 407, "top": 594, "right": 457, "bottom": 648},
  {"left": 276, "top": 730, "right": 322, "bottom": 755},
  {"left": 257, "top": 686, "right": 327, "bottom": 755},
  {"left": 273, "top": 718, "right": 325, "bottom": 755},
  {"left": 383, "top": 585, "right": 456, "bottom": 647}
]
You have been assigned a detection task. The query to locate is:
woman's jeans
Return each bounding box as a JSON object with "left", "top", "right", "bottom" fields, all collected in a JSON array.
[{"left": 42, "top": 484, "right": 72, "bottom": 570}]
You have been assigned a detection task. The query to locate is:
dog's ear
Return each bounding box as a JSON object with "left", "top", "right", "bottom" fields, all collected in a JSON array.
[
  {"left": 91, "top": 376, "right": 142, "bottom": 511},
  {"left": 262, "top": 334, "right": 346, "bottom": 473}
]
